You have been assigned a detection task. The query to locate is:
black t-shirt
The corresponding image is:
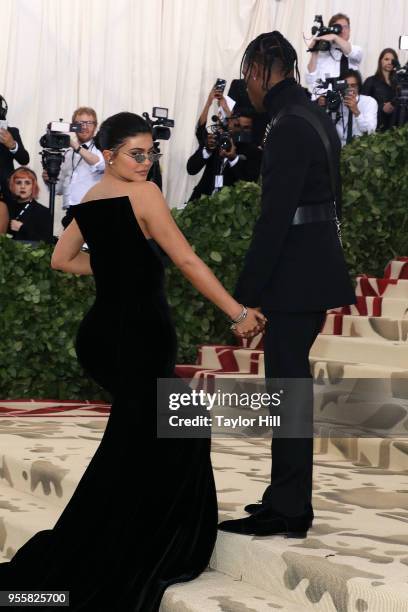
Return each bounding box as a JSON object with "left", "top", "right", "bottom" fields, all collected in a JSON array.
[{"left": 8, "top": 198, "right": 53, "bottom": 242}]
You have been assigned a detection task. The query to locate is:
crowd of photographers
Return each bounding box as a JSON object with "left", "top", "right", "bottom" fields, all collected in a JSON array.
[
  {"left": 0, "top": 12, "right": 406, "bottom": 243},
  {"left": 306, "top": 12, "right": 405, "bottom": 144}
]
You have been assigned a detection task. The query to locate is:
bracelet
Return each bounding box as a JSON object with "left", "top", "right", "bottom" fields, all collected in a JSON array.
[{"left": 230, "top": 305, "right": 248, "bottom": 330}]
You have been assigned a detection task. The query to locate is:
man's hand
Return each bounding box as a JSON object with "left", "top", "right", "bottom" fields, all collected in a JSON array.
[
  {"left": 10, "top": 219, "right": 23, "bottom": 232},
  {"left": 219, "top": 140, "right": 237, "bottom": 161},
  {"left": 383, "top": 101, "right": 395, "bottom": 114},
  {"left": 344, "top": 90, "right": 360, "bottom": 116},
  {"left": 0, "top": 128, "right": 16, "bottom": 150},
  {"left": 314, "top": 33, "right": 339, "bottom": 44},
  {"left": 317, "top": 95, "right": 327, "bottom": 107},
  {"left": 70, "top": 133, "right": 80, "bottom": 150}
]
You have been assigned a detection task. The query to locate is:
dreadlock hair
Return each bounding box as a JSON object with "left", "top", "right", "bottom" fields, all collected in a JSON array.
[{"left": 240, "top": 31, "right": 300, "bottom": 90}]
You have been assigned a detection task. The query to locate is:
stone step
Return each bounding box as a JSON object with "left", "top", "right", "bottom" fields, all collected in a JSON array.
[
  {"left": 211, "top": 438, "right": 408, "bottom": 611},
  {"left": 0, "top": 481, "right": 61, "bottom": 561},
  {"left": 330, "top": 296, "right": 408, "bottom": 318},
  {"left": 356, "top": 276, "right": 408, "bottom": 298},
  {"left": 0, "top": 428, "right": 101, "bottom": 507},
  {"left": 160, "top": 569, "right": 308, "bottom": 611},
  {"left": 322, "top": 313, "right": 408, "bottom": 342},
  {"left": 311, "top": 335, "right": 408, "bottom": 369}
]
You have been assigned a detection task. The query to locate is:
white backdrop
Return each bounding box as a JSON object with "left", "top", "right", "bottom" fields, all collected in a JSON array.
[{"left": 2, "top": 0, "right": 408, "bottom": 221}]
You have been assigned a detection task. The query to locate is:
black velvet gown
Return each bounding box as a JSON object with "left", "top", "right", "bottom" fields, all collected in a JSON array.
[{"left": 0, "top": 196, "right": 218, "bottom": 610}]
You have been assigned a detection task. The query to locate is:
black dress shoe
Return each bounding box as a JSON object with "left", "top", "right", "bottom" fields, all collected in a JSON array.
[
  {"left": 244, "top": 502, "right": 265, "bottom": 514},
  {"left": 218, "top": 509, "right": 312, "bottom": 538}
]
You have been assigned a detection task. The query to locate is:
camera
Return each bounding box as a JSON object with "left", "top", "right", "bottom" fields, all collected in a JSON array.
[
  {"left": 315, "top": 76, "right": 349, "bottom": 112},
  {"left": 309, "top": 15, "right": 342, "bottom": 52},
  {"left": 142, "top": 107, "right": 174, "bottom": 141},
  {"left": 39, "top": 119, "right": 82, "bottom": 150}
]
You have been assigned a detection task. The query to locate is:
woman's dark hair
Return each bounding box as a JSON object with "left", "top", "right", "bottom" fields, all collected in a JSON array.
[
  {"left": 240, "top": 31, "right": 300, "bottom": 89},
  {"left": 375, "top": 48, "right": 399, "bottom": 82},
  {"left": 342, "top": 68, "right": 363, "bottom": 92},
  {"left": 94, "top": 112, "right": 152, "bottom": 151}
]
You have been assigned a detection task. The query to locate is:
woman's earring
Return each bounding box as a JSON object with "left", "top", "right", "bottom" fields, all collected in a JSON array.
[{"left": 109, "top": 159, "right": 113, "bottom": 165}]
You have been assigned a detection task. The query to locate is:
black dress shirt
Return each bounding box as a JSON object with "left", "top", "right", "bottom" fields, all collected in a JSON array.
[{"left": 362, "top": 75, "right": 396, "bottom": 131}]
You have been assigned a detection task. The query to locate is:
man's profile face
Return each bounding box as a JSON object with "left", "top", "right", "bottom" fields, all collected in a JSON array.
[
  {"left": 239, "top": 116, "right": 253, "bottom": 131},
  {"left": 243, "top": 62, "right": 266, "bottom": 112},
  {"left": 75, "top": 113, "right": 97, "bottom": 143}
]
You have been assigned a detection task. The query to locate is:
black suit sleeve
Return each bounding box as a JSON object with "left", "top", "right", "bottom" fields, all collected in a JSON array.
[
  {"left": 225, "top": 147, "right": 262, "bottom": 183},
  {"left": 234, "top": 117, "right": 312, "bottom": 306},
  {"left": 9, "top": 127, "right": 30, "bottom": 165},
  {"left": 186, "top": 147, "right": 212, "bottom": 175}
]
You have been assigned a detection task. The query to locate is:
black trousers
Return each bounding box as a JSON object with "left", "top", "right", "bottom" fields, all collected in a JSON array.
[{"left": 261, "top": 310, "right": 326, "bottom": 517}]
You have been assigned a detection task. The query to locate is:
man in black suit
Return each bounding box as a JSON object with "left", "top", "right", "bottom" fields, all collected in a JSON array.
[
  {"left": 0, "top": 123, "right": 30, "bottom": 200},
  {"left": 186, "top": 109, "right": 262, "bottom": 202},
  {"left": 218, "top": 32, "right": 355, "bottom": 538}
]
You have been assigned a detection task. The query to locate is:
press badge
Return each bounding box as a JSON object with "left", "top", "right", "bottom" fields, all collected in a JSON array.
[{"left": 214, "top": 175, "right": 223, "bottom": 189}]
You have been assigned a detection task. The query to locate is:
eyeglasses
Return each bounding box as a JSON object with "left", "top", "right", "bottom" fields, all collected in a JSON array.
[
  {"left": 122, "top": 151, "right": 163, "bottom": 163},
  {"left": 78, "top": 121, "right": 96, "bottom": 126}
]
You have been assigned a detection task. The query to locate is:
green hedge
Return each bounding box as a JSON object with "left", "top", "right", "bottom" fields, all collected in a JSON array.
[{"left": 1, "top": 124, "right": 408, "bottom": 398}]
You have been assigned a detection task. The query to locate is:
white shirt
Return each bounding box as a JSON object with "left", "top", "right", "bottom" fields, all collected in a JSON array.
[
  {"left": 306, "top": 44, "right": 363, "bottom": 96},
  {"left": 55, "top": 140, "right": 105, "bottom": 209},
  {"left": 336, "top": 94, "right": 378, "bottom": 147}
]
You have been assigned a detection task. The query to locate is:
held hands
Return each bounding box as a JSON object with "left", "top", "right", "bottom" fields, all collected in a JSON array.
[
  {"left": 0, "top": 128, "right": 16, "bottom": 150},
  {"left": 232, "top": 306, "right": 267, "bottom": 340}
]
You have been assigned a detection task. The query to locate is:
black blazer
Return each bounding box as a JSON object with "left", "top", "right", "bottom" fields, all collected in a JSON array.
[
  {"left": 234, "top": 78, "right": 355, "bottom": 312},
  {"left": 187, "top": 144, "right": 262, "bottom": 202},
  {"left": 0, "top": 127, "right": 30, "bottom": 195}
]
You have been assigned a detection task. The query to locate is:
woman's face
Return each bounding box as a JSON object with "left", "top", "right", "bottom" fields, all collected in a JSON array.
[
  {"left": 106, "top": 133, "right": 155, "bottom": 182},
  {"left": 12, "top": 176, "right": 34, "bottom": 201},
  {"left": 381, "top": 53, "right": 396, "bottom": 72}
]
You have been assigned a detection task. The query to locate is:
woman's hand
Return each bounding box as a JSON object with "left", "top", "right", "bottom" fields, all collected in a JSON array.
[
  {"left": 383, "top": 101, "right": 395, "bottom": 114},
  {"left": 10, "top": 219, "right": 23, "bottom": 232},
  {"left": 233, "top": 307, "right": 267, "bottom": 339}
]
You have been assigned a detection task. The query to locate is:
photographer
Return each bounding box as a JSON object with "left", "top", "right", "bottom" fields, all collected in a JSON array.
[
  {"left": 43, "top": 106, "right": 104, "bottom": 228},
  {"left": 362, "top": 48, "right": 398, "bottom": 131},
  {"left": 0, "top": 94, "right": 30, "bottom": 201},
  {"left": 1, "top": 167, "right": 52, "bottom": 243},
  {"left": 336, "top": 69, "right": 377, "bottom": 146},
  {"left": 186, "top": 109, "right": 262, "bottom": 202},
  {"left": 306, "top": 13, "right": 363, "bottom": 96},
  {"left": 194, "top": 85, "right": 232, "bottom": 146}
]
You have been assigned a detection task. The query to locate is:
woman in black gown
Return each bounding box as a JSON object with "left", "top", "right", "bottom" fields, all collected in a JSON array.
[{"left": 0, "top": 113, "right": 265, "bottom": 610}]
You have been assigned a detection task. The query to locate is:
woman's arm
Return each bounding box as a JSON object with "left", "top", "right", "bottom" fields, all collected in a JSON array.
[
  {"left": 0, "top": 200, "right": 9, "bottom": 234},
  {"left": 130, "top": 182, "right": 265, "bottom": 333},
  {"left": 51, "top": 220, "right": 93, "bottom": 275}
]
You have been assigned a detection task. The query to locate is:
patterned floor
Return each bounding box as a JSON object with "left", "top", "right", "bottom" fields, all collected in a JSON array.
[{"left": 1, "top": 402, "right": 408, "bottom": 610}]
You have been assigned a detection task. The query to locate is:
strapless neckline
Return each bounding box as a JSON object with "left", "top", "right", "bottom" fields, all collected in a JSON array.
[{"left": 75, "top": 195, "right": 153, "bottom": 240}]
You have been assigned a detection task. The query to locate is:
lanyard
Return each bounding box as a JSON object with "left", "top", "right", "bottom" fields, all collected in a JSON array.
[
  {"left": 15, "top": 200, "right": 32, "bottom": 221},
  {"left": 71, "top": 141, "right": 93, "bottom": 179}
]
